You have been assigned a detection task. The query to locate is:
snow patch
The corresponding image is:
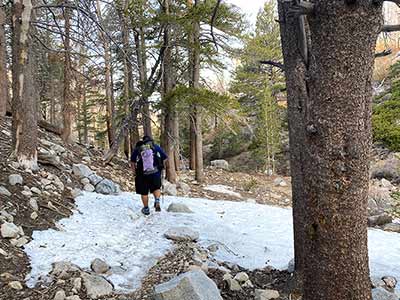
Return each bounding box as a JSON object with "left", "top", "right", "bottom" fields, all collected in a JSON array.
[
  {"left": 24, "top": 193, "right": 400, "bottom": 292},
  {"left": 204, "top": 184, "right": 242, "bottom": 198}
]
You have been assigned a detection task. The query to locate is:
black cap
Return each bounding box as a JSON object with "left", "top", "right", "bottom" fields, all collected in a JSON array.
[{"left": 142, "top": 135, "right": 153, "bottom": 143}]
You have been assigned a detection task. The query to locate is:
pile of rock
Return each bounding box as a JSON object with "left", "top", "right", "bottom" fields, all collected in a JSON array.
[
  {"left": 49, "top": 259, "right": 113, "bottom": 300},
  {"left": 371, "top": 275, "right": 399, "bottom": 300},
  {"left": 0, "top": 220, "right": 28, "bottom": 248},
  {"left": 72, "top": 164, "right": 120, "bottom": 195}
]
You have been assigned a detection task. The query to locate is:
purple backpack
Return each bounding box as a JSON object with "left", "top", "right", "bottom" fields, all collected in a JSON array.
[{"left": 140, "top": 143, "right": 157, "bottom": 175}]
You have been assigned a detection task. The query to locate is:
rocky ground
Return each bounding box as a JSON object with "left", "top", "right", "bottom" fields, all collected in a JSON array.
[{"left": 1, "top": 115, "right": 400, "bottom": 300}]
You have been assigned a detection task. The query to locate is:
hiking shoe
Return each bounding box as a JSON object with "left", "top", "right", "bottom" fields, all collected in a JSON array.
[
  {"left": 141, "top": 207, "right": 150, "bottom": 216},
  {"left": 154, "top": 199, "right": 161, "bottom": 212}
]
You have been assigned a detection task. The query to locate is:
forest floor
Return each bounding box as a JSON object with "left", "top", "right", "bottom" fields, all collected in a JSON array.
[
  {"left": 0, "top": 116, "right": 399, "bottom": 300},
  {"left": 0, "top": 116, "right": 294, "bottom": 300}
]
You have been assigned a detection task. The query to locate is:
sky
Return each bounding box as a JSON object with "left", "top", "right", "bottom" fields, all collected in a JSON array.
[{"left": 228, "top": 0, "right": 266, "bottom": 22}]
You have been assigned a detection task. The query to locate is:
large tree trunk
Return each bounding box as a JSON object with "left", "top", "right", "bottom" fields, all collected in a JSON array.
[
  {"left": 11, "top": 0, "right": 38, "bottom": 170},
  {"left": 0, "top": 6, "right": 8, "bottom": 117},
  {"left": 277, "top": 1, "right": 309, "bottom": 289},
  {"left": 280, "top": 2, "right": 383, "bottom": 299},
  {"left": 134, "top": 25, "right": 152, "bottom": 138},
  {"left": 96, "top": 0, "right": 114, "bottom": 148},
  {"left": 61, "top": 2, "right": 73, "bottom": 143},
  {"left": 189, "top": 7, "right": 204, "bottom": 182},
  {"left": 163, "top": 0, "right": 177, "bottom": 183}
]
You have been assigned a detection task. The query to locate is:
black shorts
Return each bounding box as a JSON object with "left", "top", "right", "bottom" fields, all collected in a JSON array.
[{"left": 135, "top": 173, "right": 162, "bottom": 195}]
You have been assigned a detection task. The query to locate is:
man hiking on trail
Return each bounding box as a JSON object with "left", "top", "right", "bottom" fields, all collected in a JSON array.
[{"left": 130, "top": 136, "right": 168, "bottom": 215}]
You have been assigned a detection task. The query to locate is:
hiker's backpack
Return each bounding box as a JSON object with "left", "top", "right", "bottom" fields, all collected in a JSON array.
[{"left": 138, "top": 142, "right": 163, "bottom": 175}]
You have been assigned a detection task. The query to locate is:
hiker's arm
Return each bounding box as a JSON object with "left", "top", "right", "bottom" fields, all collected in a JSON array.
[{"left": 130, "top": 148, "right": 139, "bottom": 174}]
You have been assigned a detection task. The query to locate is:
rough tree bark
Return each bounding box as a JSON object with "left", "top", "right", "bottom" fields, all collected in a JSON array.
[
  {"left": 11, "top": 0, "right": 38, "bottom": 170},
  {"left": 188, "top": 0, "right": 203, "bottom": 181},
  {"left": 61, "top": 1, "right": 73, "bottom": 143},
  {"left": 191, "top": 4, "right": 204, "bottom": 182},
  {"left": 277, "top": 0, "right": 309, "bottom": 289},
  {"left": 163, "top": 0, "right": 177, "bottom": 183},
  {"left": 279, "top": 1, "right": 383, "bottom": 299},
  {"left": 96, "top": 0, "right": 115, "bottom": 148},
  {"left": 0, "top": 6, "right": 8, "bottom": 117}
]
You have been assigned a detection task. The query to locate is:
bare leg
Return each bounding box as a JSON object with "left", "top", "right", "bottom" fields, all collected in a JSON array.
[
  {"left": 141, "top": 195, "right": 149, "bottom": 207},
  {"left": 153, "top": 189, "right": 161, "bottom": 199},
  {"left": 153, "top": 189, "right": 161, "bottom": 212}
]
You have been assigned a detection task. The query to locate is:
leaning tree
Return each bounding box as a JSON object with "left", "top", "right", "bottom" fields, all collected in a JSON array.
[{"left": 273, "top": 0, "right": 399, "bottom": 299}]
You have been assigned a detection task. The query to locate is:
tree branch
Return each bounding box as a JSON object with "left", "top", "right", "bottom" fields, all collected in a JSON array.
[
  {"left": 382, "top": 24, "right": 400, "bottom": 32},
  {"left": 259, "top": 60, "right": 285, "bottom": 71},
  {"left": 375, "top": 49, "right": 392, "bottom": 58},
  {"left": 210, "top": 0, "right": 222, "bottom": 50}
]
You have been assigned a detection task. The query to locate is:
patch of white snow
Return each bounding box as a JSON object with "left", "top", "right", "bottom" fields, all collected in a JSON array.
[
  {"left": 204, "top": 184, "right": 242, "bottom": 198},
  {"left": 24, "top": 192, "right": 400, "bottom": 292}
]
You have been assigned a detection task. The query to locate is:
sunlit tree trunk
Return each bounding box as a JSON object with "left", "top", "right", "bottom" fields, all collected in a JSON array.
[
  {"left": 0, "top": 6, "right": 8, "bottom": 117},
  {"left": 163, "top": 0, "right": 177, "bottom": 183},
  {"left": 61, "top": 1, "right": 73, "bottom": 143},
  {"left": 11, "top": 0, "right": 38, "bottom": 170}
]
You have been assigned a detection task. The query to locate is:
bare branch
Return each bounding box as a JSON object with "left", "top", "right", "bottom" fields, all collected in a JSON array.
[
  {"left": 259, "top": 60, "right": 285, "bottom": 71},
  {"left": 375, "top": 49, "right": 392, "bottom": 58},
  {"left": 382, "top": 24, "right": 400, "bottom": 33},
  {"left": 210, "top": 0, "right": 222, "bottom": 50}
]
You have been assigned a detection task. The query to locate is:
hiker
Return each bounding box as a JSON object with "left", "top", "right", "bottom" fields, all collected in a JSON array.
[{"left": 130, "top": 136, "right": 168, "bottom": 215}]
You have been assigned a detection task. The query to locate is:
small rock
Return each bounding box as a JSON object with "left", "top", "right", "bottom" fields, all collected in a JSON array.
[
  {"left": 30, "top": 187, "right": 42, "bottom": 195},
  {"left": 382, "top": 276, "right": 397, "bottom": 289},
  {"left": 54, "top": 290, "right": 66, "bottom": 300},
  {"left": 273, "top": 177, "right": 287, "bottom": 187},
  {"left": 72, "top": 277, "right": 82, "bottom": 291},
  {"left": 164, "top": 227, "right": 199, "bottom": 242},
  {"left": 0, "top": 186, "right": 11, "bottom": 197},
  {"left": 372, "top": 287, "right": 398, "bottom": 300},
  {"left": 163, "top": 180, "right": 177, "bottom": 196},
  {"left": 255, "top": 289, "right": 280, "bottom": 300},
  {"left": 287, "top": 258, "right": 295, "bottom": 273},
  {"left": 66, "top": 296, "right": 81, "bottom": 300},
  {"left": 371, "top": 276, "right": 386, "bottom": 289},
  {"left": 177, "top": 182, "right": 191, "bottom": 195},
  {"left": 91, "top": 259, "right": 110, "bottom": 274},
  {"left": 1, "top": 222, "right": 20, "bottom": 238},
  {"left": 167, "top": 203, "right": 193, "bottom": 213},
  {"left": 210, "top": 159, "right": 229, "bottom": 170},
  {"left": 0, "top": 210, "right": 14, "bottom": 222},
  {"left": 81, "top": 272, "right": 113, "bottom": 299},
  {"left": 383, "top": 223, "right": 400, "bottom": 233},
  {"left": 95, "top": 179, "right": 119, "bottom": 195},
  {"left": 29, "top": 198, "right": 39, "bottom": 211},
  {"left": 41, "top": 178, "right": 52, "bottom": 186},
  {"left": 9, "top": 174, "right": 23, "bottom": 186},
  {"left": 153, "top": 270, "right": 223, "bottom": 300},
  {"left": 82, "top": 156, "right": 91, "bottom": 163},
  {"left": 51, "top": 262, "right": 80, "bottom": 280},
  {"left": 81, "top": 178, "right": 90, "bottom": 185},
  {"left": 234, "top": 272, "right": 249, "bottom": 283},
  {"left": 242, "top": 280, "right": 254, "bottom": 288},
  {"left": 30, "top": 212, "right": 38, "bottom": 220},
  {"left": 70, "top": 188, "right": 83, "bottom": 199},
  {"left": 21, "top": 190, "right": 33, "bottom": 197},
  {"left": 84, "top": 184, "right": 95, "bottom": 192},
  {"left": 225, "top": 277, "right": 242, "bottom": 291},
  {"left": 380, "top": 178, "right": 393, "bottom": 189},
  {"left": 11, "top": 236, "right": 29, "bottom": 247},
  {"left": 88, "top": 174, "right": 103, "bottom": 186},
  {"left": 8, "top": 281, "right": 23, "bottom": 290},
  {"left": 368, "top": 214, "right": 393, "bottom": 227},
  {"left": 0, "top": 248, "right": 8, "bottom": 256},
  {"left": 72, "top": 164, "right": 94, "bottom": 178}
]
